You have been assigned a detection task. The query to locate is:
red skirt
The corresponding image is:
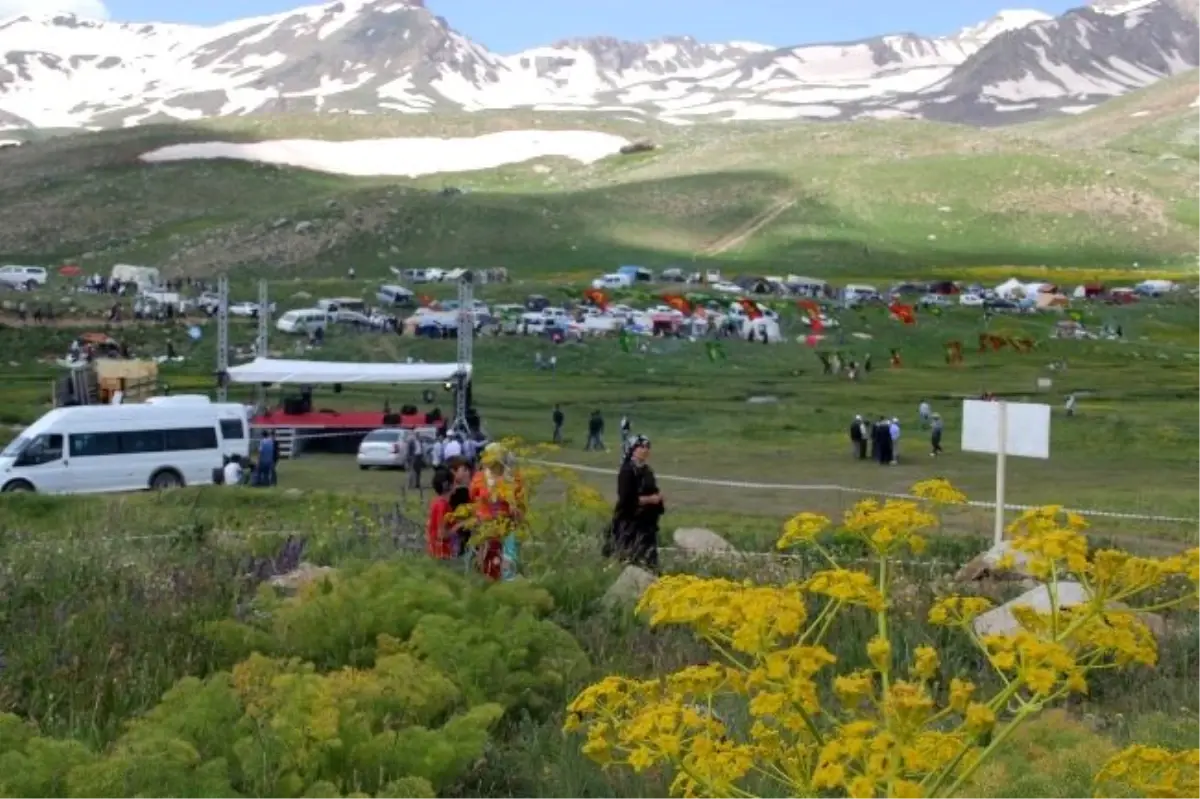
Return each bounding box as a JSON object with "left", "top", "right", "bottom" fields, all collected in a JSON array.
[{"left": 479, "top": 538, "right": 502, "bottom": 581}]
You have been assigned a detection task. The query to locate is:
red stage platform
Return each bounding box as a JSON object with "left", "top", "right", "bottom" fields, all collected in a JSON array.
[{"left": 251, "top": 409, "right": 443, "bottom": 430}]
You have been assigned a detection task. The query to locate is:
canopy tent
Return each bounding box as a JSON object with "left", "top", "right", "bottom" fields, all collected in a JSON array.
[{"left": 226, "top": 358, "right": 469, "bottom": 385}]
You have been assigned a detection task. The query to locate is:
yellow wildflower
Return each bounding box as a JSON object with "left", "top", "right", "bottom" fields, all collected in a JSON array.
[
  {"left": 804, "top": 569, "right": 885, "bottom": 611},
  {"left": 911, "top": 645, "right": 939, "bottom": 681},
  {"left": 948, "top": 677, "right": 975, "bottom": 712},
  {"left": 866, "top": 636, "right": 892, "bottom": 672},
  {"left": 778, "top": 512, "right": 830, "bottom": 549},
  {"left": 833, "top": 670, "right": 875, "bottom": 707},
  {"left": 963, "top": 702, "right": 996, "bottom": 735},
  {"left": 928, "top": 595, "right": 993, "bottom": 626},
  {"left": 1094, "top": 745, "right": 1200, "bottom": 799},
  {"left": 911, "top": 478, "right": 967, "bottom": 505}
]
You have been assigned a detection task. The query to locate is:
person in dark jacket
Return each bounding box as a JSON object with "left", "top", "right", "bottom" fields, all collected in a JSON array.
[
  {"left": 552, "top": 404, "right": 564, "bottom": 444},
  {"left": 849, "top": 414, "right": 866, "bottom": 459},
  {"left": 605, "top": 435, "right": 664, "bottom": 571}
]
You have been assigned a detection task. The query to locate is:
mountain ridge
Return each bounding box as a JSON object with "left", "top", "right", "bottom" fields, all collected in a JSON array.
[{"left": 0, "top": 0, "right": 1195, "bottom": 130}]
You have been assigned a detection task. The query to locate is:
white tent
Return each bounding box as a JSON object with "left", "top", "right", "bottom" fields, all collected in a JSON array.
[
  {"left": 226, "top": 358, "right": 468, "bottom": 385},
  {"left": 742, "top": 318, "right": 784, "bottom": 343}
]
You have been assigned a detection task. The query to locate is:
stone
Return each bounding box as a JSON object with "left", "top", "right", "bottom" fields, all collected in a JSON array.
[
  {"left": 602, "top": 564, "right": 657, "bottom": 609},
  {"left": 973, "top": 581, "right": 1167, "bottom": 640},
  {"left": 269, "top": 562, "right": 335, "bottom": 595},
  {"left": 673, "top": 527, "right": 735, "bottom": 554},
  {"left": 955, "top": 541, "right": 1033, "bottom": 583}
]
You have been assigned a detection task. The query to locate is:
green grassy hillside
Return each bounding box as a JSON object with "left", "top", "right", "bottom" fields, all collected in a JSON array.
[{"left": 0, "top": 79, "right": 1196, "bottom": 280}]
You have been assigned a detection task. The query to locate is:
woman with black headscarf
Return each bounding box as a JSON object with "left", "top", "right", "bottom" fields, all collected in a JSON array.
[{"left": 606, "top": 434, "right": 664, "bottom": 571}]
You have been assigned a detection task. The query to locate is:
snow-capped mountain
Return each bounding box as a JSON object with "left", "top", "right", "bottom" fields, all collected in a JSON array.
[{"left": 0, "top": 0, "right": 1195, "bottom": 130}]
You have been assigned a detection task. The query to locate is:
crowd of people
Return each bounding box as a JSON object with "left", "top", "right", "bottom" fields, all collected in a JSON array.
[
  {"left": 420, "top": 432, "right": 665, "bottom": 579},
  {"left": 847, "top": 399, "right": 945, "bottom": 464},
  {"left": 423, "top": 442, "right": 526, "bottom": 581}
]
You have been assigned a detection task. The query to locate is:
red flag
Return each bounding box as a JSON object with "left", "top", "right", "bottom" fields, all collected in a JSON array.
[
  {"left": 805, "top": 334, "right": 820, "bottom": 348},
  {"left": 888, "top": 302, "right": 915, "bottom": 325},
  {"left": 737, "top": 298, "right": 763, "bottom": 320},
  {"left": 661, "top": 294, "right": 692, "bottom": 314},
  {"left": 796, "top": 299, "right": 820, "bottom": 315},
  {"left": 810, "top": 316, "right": 824, "bottom": 333},
  {"left": 584, "top": 288, "right": 609, "bottom": 310}
]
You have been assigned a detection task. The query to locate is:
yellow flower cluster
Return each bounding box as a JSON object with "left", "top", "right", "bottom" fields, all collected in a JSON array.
[
  {"left": 1094, "top": 744, "right": 1200, "bottom": 798},
  {"left": 637, "top": 574, "right": 808, "bottom": 654},
  {"left": 843, "top": 498, "right": 937, "bottom": 556},
  {"left": 910, "top": 479, "right": 968, "bottom": 506},
  {"left": 565, "top": 480, "right": 1200, "bottom": 798}
]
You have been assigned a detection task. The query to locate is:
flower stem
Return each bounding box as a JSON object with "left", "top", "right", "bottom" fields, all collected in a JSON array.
[{"left": 941, "top": 708, "right": 1031, "bottom": 797}]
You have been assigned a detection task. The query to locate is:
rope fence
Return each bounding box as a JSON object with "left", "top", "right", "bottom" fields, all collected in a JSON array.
[{"left": 528, "top": 459, "right": 1200, "bottom": 525}]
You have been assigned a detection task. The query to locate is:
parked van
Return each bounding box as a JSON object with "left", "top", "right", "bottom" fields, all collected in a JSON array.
[
  {"left": 376, "top": 284, "right": 415, "bottom": 307},
  {"left": 276, "top": 308, "right": 330, "bottom": 334},
  {"left": 316, "top": 297, "right": 366, "bottom": 314},
  {"left": 0, "top": 403, "right": 245, "bottom": 494}
]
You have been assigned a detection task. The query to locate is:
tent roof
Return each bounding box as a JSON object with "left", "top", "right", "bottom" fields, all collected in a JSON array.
[{"left": 226, "top": 358, "right": 469, "bottom": 385}]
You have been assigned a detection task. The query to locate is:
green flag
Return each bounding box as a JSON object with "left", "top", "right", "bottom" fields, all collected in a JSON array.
[{"left": 619, "top": 330, "right": 633, "bottom": 353}]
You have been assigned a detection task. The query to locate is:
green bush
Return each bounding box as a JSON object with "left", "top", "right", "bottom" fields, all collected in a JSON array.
[
  {"left": 201, "top": 559, "right": 587, "bottom": 719},
  {"left": 0, "top": 559, "right": 589, "bottom": 797}
]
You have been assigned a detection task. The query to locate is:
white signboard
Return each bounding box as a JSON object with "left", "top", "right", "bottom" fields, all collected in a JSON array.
[{"left": 961, "top": 399, "right": 1050, "bottom": 460}]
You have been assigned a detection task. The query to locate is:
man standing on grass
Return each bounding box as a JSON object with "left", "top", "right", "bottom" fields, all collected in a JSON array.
[
  {"left": 849, "top": 414, "right": 866, "bottom": 459},
  {"left": 918, "top": 399, "right": 931, "bottom": 429},
  {"left": 405, "top": 433, "right": 425, "bottom": 492},
  {"left": 586, "top": 410, "right": 607, "bottom": 452},
  {"left": 930, "top": 414, "right": 944, "bottom": 457},
  {"left": 257, "top": 431, "right": 277, "bottom": 487},
  {"left": 552, "top": 404, "right": 564, "bottom": 444},
  {"left": 443, "top": 432, "right": 463, "bottom": 462}
]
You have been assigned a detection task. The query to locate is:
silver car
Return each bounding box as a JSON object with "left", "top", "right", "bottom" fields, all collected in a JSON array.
[{"left": 356, "top": 428, "right": 412, "bottom": 469}]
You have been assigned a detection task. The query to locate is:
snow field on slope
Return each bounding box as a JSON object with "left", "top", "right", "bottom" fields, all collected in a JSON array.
[{"left": 138, "top": 129, "right": 631, "bottom": 177}]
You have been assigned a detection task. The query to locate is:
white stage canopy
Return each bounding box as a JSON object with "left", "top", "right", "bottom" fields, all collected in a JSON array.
[{"left": 226, "top": 358, "right": 469, "bottom": 385}]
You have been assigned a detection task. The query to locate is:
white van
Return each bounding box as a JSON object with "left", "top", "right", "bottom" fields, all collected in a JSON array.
[
  {"left": 0, "top": 403, "right": 244, "bottom": 494},
  {"left": 376, "top": 285, "right": 415, "bottom": 307},
  {"left": 142, "top": 398, "right": 250, "bottom": 461},
  {"left": 276, "top": 308, "right": 330, "bottom": 334},
  {"left": 316, "top": 297, "right": 366, "bottom": 314}
]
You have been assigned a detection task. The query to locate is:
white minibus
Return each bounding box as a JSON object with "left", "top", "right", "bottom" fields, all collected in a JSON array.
[
  {"left": 276, "top": 308, "right": 330, "bottom": 334},
  {"left": 0, "top": 403, "right": 245, "bottom": 494}
]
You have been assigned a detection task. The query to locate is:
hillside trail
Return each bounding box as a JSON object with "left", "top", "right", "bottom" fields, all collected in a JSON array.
[{"left": 700, "top": 196, "right": 797, "bottom": 257}]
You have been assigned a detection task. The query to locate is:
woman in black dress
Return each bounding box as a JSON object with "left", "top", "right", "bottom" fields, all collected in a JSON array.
[{"left": 606, "top": 435, "right": 665, "bottom": 571}]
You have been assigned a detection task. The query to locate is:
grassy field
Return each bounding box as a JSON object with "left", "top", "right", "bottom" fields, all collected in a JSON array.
[{"left": 0, "top": 73, "right": 1195, "bottom": 279}]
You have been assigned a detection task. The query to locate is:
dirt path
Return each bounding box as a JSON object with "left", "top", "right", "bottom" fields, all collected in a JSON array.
[{"left": 700, "top": 196, "right": 796, "bottom": 257}]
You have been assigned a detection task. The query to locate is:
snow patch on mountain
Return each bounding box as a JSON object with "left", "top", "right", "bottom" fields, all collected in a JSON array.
[{"left": 137, "top": 129, "right": 631, "bottom": 176}]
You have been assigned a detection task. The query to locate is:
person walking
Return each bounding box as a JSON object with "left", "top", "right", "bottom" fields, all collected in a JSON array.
[
  {"left": 585, "top": 410, "right": 606, "bottom": 451},
  {"left": 930, "top": 413, "right": 944, "bottom": 457},
  {"left": 606, "top": 435, "right": 664, "bottom": 571},
  {"left": 619, "top": 414, "right": 632, "bottom": 439},
  {"left": 552, "top": 404, "right": 565, "bottom": 444},
  {"left": 1065, "top": 393, "right": 1077, "bottom": 417},
  {"left": 918, "top": 399, "right": 932, "bottom": 429},
  {"left": 849, "top": 415, "right": 866, "bottom": 459},
  {"left": 888, "top": 417, "right": 901, "bottom": 465}
]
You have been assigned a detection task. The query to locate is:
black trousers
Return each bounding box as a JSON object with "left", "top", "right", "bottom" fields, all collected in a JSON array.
[{"left": 605, "top": 518, "right": 660, "bottom": 571}]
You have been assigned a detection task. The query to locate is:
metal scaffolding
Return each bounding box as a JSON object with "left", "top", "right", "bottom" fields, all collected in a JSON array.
[
  {"left": 256, "top": 279, "right": 270, "bottom": 408},
  {"left": 215, "top": 275, "right": 229, "bottom": 401},
  {"left": 451, "top": 272, "right": 474, "bottom": 436}
]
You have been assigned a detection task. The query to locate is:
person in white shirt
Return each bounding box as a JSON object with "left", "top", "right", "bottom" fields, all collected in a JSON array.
[
  {"left": 442, "top": 434, "right": 463, "bottom": 461},
  {"left": 918, "top": 400, "right": 931, "bottom": 429},
  {"left": 223, "top": 456, "right": 243, "bottom": 486},
  {"left": 428, "top": 436, "right": 445, "bottom": 468}
]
